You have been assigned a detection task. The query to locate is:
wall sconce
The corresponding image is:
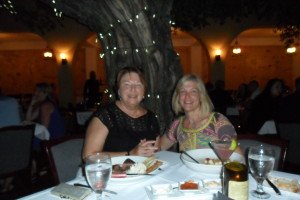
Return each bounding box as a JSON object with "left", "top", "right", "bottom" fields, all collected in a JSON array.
[
  {"left": 60, "top": 53, "right": 68, "bottom": 64},
  {"left": 215, "top": 49, "right": 222, "bottom": 61},
  {"left": 43, "top": 47, "right": 53, "bottom": 58},
  {"left": 232, "top": 40, "right": 241, "bottom": 54},
  {"left": 286, "top": 46, "right": 296, "bottom": 54}
]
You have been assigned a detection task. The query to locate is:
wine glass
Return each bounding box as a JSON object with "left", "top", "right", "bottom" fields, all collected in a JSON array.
[
  {"left": 209, "top": 138, "right": 237, "bottom": 194},
  {"left": 248, "top": 145, "right": 275, "bottom": 199},
  {"left": 85, "top": 152, "right": 112, "bottom": 200}
]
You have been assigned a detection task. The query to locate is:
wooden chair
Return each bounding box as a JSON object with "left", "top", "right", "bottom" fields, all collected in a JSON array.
[
  {"left": 42, "top": 134, "right": 84, "bottom": 185},
  {"left": 0, "top": 125, "right": 35, "bottom": 188},
  {"left": 237, "top": 133, "right": 289, "bottom": 171},
  {"left": 277, "top": 123, "right": 300, "bottom": 173}
]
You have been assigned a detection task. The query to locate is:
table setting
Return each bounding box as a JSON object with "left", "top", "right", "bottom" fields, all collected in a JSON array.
[{"left": 19, "top": 150, "right": 300, "bottom": 200}]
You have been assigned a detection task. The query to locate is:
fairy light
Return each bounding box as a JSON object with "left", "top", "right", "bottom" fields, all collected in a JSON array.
[
  {"left": 95, "top": 2, "right": 175, "bottom": 62},
  {"left": 0, "top": 0, "right": 17, "bottom": 15},
  {"left": 51, "top": 0, "right": 63, "bottom": 17}
]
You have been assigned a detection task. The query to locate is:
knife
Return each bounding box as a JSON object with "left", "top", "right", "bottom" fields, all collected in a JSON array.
[
  {"left": 73, "top": 183, "right": 118, "bottom": 195},
  {"left": 266, "top": 178, "right": 281, "bottom": 195},
  {"left": 126, "top": 173, "right": 154, "bottom": 176}
]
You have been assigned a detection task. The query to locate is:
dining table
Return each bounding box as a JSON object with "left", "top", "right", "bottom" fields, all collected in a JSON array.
[{"left": 19, "top": 151, "right": 300, "bottom": 200}]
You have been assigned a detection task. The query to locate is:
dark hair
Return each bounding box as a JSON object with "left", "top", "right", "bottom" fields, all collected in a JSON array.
[{"left": 115, "top": 67, "right": 146, "bottom": 90}]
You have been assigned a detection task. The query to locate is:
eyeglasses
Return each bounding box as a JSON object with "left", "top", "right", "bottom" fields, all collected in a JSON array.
[{"left": 121, "top": 82, "right": 144, "bottom": 90}]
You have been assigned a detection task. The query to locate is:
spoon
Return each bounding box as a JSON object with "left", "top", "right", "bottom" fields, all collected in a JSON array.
[
  {"left": 180, "top": 150, "right": 200, "bottom": 164},
  {"left": 266, "top": 178, "right": 281, "bottom": 195}
]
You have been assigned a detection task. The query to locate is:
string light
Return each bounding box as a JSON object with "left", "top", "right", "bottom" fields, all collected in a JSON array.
[
  {"left": 0, "top": 0, "right": 17, "bottom": 15},
  {"left": 94, "top": 3, "right": 172, "bottom": 59},
  {"left": 51, "top": 0, "right": 63, "bottom": 18}
]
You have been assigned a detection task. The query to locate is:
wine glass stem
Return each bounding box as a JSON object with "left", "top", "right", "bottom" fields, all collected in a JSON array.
[
  {"left": 256, "top": 180, "right": 265, "bottom": 194},
  {"left": 96, "top": 191, "right": 103, "bottom": 200},
  {"left": 221, "top": 162, "right": 225, "bottom": 194}
]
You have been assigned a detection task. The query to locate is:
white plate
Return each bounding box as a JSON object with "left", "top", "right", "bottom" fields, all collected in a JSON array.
[
  {"left": 110, "top": 156, "right": 167, "bottom": 183},
  {"left": 180, "top": 149, "right": 244, "bottom": 174},
  {"left": 265, "top": 175, "right": 300, "bottom": 194}
]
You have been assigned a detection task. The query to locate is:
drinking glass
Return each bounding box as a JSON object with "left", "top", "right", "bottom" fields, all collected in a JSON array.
[
  {"left": 248, "top": 145, "right": 275, "bottom": 199},
  {"left": 85, "top": 153, "right": 112, "bottom": 200},
  {"left": 209, "top": 139, "right": 237, "bottom": 194}
]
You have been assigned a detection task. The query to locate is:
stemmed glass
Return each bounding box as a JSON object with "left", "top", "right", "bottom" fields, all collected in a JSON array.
[
  {"left": 248, "top": 145, "right": 275, "bottom": 199},
  {"left": 85, "top": 152, "right": 112, "bottom": 200},
  {"left": 209, "top": 139, "right": 237, "bottom": 194}
]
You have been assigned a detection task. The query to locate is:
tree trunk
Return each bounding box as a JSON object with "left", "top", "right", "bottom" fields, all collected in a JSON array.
[{"left": 41, "top": 0, "right": 182, "bottom": 132}]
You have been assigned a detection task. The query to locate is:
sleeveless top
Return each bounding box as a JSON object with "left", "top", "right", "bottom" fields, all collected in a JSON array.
[
  {"left": 93, "top": 103, "right": 160, "bottom": 152},
  {"left": 166, "top": 112, "right": 236, "bottom": 151}
]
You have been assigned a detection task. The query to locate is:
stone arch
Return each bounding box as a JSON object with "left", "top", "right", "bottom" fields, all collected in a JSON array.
[{"left": 171, "top": 29, "right": 211, "bottom": 83}]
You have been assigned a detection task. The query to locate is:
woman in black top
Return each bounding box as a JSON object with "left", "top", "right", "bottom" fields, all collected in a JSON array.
[{"left": 82, "top": 67, "right": 160, "bottom": 158}]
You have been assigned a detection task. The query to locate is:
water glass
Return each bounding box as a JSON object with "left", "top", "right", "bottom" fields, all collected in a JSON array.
[
  {"left": 248, "top": 145, "right": 275, "bottom": 199},
  {"left": 85, "top": 153, "right": 112, "bottom": 200}
]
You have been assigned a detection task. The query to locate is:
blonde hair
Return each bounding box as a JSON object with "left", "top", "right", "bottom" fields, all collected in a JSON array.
[{"left": 172, "top": 74, "right": 214, "bottom": 116}]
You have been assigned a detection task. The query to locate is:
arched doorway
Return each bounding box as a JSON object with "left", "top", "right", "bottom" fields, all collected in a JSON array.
[
  {"left": 171, "top": 29, "right": 211, "bottom": 82},
  {"left": 225, "top": 28, "right": 296, "bottom": 90}
]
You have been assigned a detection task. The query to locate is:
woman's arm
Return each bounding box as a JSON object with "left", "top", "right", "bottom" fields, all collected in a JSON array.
[
  {"left": 82, "top": 117, "right": 109, "bottom": 159},
  {"left": 159, "top": 119, "right": 180, "bottom": 150},
  {"left": 160, "top": 134, "right": 175, "bottom": 150},
  {"left": 82, "top": 117, "right": 159, "bottom": 159},
  {"left": 25, "top": 99, "right": 39, "bottom": 121},
  {"left": 40, "top": 102, "right": 54, "bottom": 128}
]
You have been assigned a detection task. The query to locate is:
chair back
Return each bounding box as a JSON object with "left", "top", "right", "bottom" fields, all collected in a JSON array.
[
  {"left": 277, "top": 123, "right": 300, "bottom": 165},
  {"left": 237, "top": 134, "right": 288, "bottom": 171},
  {"left": 43, "top": 134, "right": 84, "bottom": 184},
  {"left": 0, "top": 125, "right": 34, "bottom": 178}
]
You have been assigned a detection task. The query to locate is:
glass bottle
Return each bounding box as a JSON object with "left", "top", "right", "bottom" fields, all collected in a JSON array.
[{"left": 224, "top": 162, "right": 249, "bottom": 200}]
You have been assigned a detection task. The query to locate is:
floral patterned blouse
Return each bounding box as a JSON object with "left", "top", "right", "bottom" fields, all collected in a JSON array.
[{"left": 166, "top": 112, "right": 237, "bottom": 151}]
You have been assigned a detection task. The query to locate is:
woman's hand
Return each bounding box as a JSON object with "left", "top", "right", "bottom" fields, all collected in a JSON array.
[{"left": 130, "top": 139, "right": 158, "bottom": 157}]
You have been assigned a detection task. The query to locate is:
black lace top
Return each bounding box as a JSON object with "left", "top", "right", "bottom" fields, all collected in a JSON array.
[{"left": 93, "top": 103, "right": 160, "bottom": 152}]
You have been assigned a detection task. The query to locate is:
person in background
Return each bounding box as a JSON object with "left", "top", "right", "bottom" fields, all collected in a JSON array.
[
  {"left": 0, "top": 88, "right": 22, "bottom": 128},
  {"left": 26, "top": 82, "right": 65, "bottom": 148},
  {"left": 247, "top": 80, "right": 260, "bottom": 100},
  {"left": 82, "top": 67, "right": 160, "bottom": 159},
  {"left": 244, "top": 78, "right": 283, "bottom": 133},
  {"left": 160, "top": 74, "right": 238, "bottom": 152},
  {"left": 209, "top": 80, "right": 233, "bottom": 115},
  {"left": 234, "top": 83, "right": 248, "bottom": 105},
  {"left": 277, "top": 77, "right": 300, "bottom": 123},
  {"left": 83, "top": 70, "right": 101, "bottom": 108}
]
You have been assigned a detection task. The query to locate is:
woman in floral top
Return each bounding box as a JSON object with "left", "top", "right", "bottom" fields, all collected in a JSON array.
[{"left": 160, "top": 74, "right": 237, "bottom": 151}]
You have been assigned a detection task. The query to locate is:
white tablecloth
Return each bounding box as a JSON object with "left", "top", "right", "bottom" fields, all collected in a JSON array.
[
  {"left": 19, "top": 151, "right": 300, "bottom": 200},
  {"left": 76, "top": 111, "right": 93, "bottom": 126},
  {"left": 258, "top": 120, "right": 277, "bottom": 135},
  {"left": 34, "top": 123, "right": 50, "bottom": 140}
]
